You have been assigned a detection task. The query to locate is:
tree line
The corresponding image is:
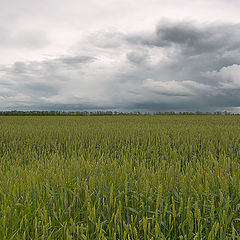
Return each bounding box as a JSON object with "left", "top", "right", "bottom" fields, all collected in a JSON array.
[{"left": 0, "top": 110, "right": 235, "bottom": 116}]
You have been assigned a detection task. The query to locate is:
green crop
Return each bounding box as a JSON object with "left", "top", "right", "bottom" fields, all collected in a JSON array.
[{"left": 0, "top": 115, "right": 239, "bottom": 239}]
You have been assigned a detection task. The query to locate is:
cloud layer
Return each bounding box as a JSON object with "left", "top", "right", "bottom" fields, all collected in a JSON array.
[{"left": 1, "top": 21, "right": 240, "bottom": 112}]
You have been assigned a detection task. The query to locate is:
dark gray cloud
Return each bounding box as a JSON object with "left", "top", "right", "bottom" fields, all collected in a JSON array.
[
  {"left": 0, "top": 55, "right": 98, "bottom": 109},
  {"left": 127, "top": 22, "right": 240, "bottom": 56},
  {"left": 1, "top": 21, "right": 240, "bottom": 112},
  {"left": 126, "top": 50, "right": 149, "bottom": 65},
  {"left": 127, "top": 22, "right": 240, "bottom": 73},
  {"left": 122, "top": 21, "right": 240, "bottom": 111},
  {"left": 55, "top": 56, "right": 96, "bottom": 65},
  {"left": 22, "top": 83, "right": 60, "bottom": 97}
]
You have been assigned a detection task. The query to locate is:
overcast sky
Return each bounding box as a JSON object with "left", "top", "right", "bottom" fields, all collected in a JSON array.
[{"left": 1, "top": 0, "right": 240, "bottom": 112}]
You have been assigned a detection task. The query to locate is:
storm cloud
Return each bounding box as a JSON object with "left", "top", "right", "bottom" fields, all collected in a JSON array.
[
  {"left": 121, "top": 21, "right": 240, "bottom": 112},
  {"left": 0, "top": 0, "right": 240, "bottom": 113}
]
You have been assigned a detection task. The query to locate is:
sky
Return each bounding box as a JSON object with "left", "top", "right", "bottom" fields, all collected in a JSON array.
[{"left": 0, "top": 0, "right": 240, "bottom": 112}]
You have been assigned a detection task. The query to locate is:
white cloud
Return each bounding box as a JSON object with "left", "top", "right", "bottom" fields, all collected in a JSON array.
[
  {"left": 207, "top": 64, "right": 240, "bottom": 89},
  {"left": 142, "top": 79, "right": 210, "bottom": 97}
]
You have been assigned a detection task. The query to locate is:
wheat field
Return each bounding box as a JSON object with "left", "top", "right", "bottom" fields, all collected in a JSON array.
[{"left": 0, "top": 115, "right": 239, "bottom": 239}]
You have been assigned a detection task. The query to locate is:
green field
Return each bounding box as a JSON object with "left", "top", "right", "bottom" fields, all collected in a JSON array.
[{"left": 0, "top": 116, "right": 239, "bottom": 239}]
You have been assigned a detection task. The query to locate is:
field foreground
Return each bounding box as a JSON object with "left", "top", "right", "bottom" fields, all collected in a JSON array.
[{"left": 0, "top": 116, "right": 239, "bottom": 239}]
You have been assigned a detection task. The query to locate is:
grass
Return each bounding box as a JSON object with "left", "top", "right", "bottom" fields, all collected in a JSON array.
[{"left": 0, "top": 115, "right": 239, "bottom": 239}]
